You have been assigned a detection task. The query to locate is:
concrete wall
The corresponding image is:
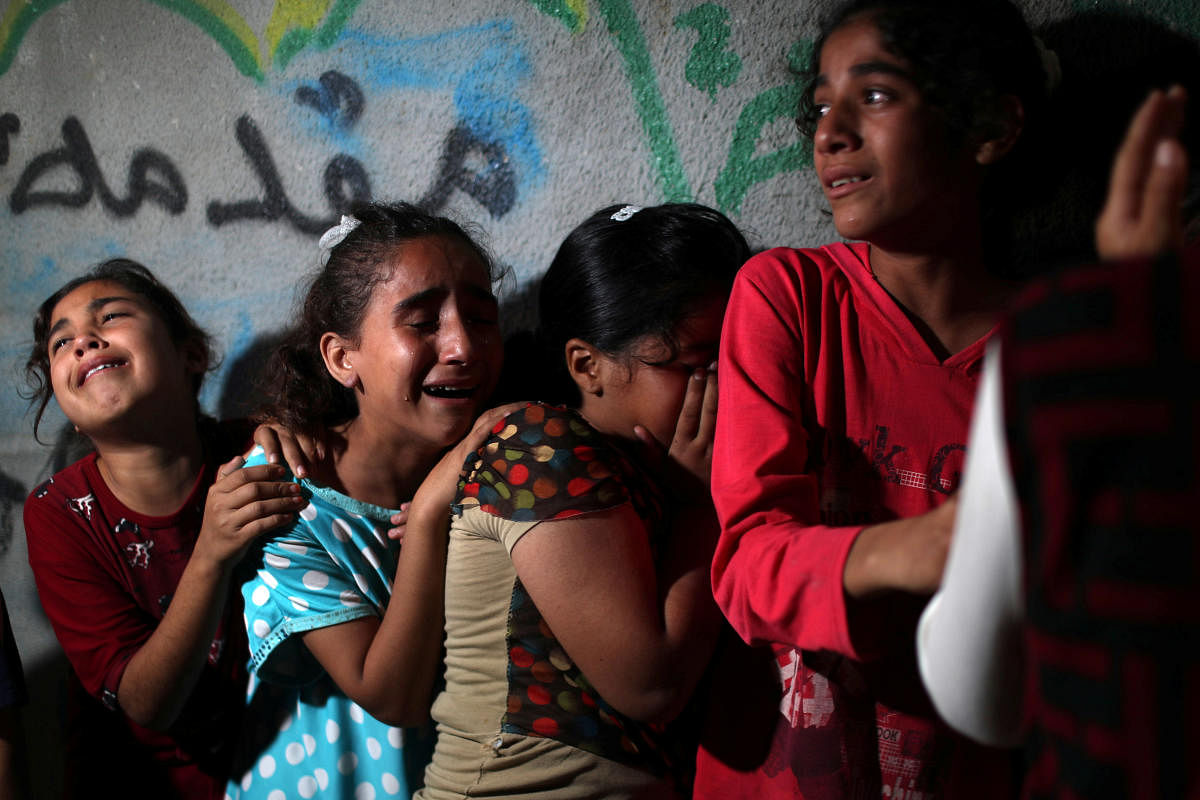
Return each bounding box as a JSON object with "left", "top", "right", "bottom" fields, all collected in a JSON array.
[{"left": 1, "top": 0, "right": 1197, "bottom": 793}]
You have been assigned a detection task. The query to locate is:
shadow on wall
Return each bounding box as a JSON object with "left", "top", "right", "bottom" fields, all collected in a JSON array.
[
  {"left": 2, "top": 461, "right": 70, "bottom": 800},
  {"left": 0, "top": 470, "right": 25, "bottom": 557},
  {"left": 491, "top": 274, "right": 610, "bottom": 410},
  {"left": 216, "top": 330, "right": 288, "bottom": 424},
  {"left": 21, "top": 654, "right": 70, "bottom": 800},
  {"left": 1011, "top": 9, "right": 1200, "bottom": 275}
]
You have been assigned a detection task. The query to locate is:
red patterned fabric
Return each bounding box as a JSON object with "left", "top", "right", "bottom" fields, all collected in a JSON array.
[{"left": 1002, "top": 251, "right": 1200, "bottom": 799}]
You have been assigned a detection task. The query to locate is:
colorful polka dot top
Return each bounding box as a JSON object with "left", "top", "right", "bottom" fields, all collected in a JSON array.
[{"left": 455, "top": 403, "right": 670, "bottom": 773}]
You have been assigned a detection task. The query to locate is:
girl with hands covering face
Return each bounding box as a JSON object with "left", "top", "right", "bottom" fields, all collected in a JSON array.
[{"left": 415, "top": 204, "right": 750, "bottom": 800}]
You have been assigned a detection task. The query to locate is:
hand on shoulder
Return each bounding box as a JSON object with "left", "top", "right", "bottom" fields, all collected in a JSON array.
[{"left": 193, "top": 455, "right": 304, "bottom": 569}]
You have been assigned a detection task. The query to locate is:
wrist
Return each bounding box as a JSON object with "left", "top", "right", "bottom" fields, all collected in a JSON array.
[
  {"left": 188, "top": 534, "right": 237, "bottom": 577},
  {"left": 405, "top": 502, "right": 452, "bottom": 535},
  {"left": 843, "top": 523, "right": 890, "bottom": 599}
]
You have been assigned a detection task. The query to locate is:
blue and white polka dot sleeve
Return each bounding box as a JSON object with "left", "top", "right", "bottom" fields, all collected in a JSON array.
[
  {"left": 239, "top": 450, "right": 387, "bottom": 686},
  {"left": 242, "top": 528, "right": 379, "bottom": 685}
]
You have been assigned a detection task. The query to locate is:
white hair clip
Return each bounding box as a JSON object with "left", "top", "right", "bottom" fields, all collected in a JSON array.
[
  {"left": 610, "top": 205, "right": 643, "bottom": 222},
  {"left": 318, "top": 214, "right": 361, "bottom": 265}
]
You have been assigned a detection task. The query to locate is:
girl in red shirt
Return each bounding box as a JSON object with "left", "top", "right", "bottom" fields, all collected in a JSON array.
[
  {"left": 23, "top": 259, "right": 304, "bottom": 798},
  {"left": 700, "top": 1, "right": 1050, "bottom": 797}
]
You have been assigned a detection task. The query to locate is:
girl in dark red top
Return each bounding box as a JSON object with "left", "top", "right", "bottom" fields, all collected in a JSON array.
[{"left": 22, "top": 260, "right": 304, "bottom": 799}]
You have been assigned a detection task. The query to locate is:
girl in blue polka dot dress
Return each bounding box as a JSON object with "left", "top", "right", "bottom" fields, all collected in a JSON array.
[{"left": 227, "top": 203, "right": 518, "bottom": 800}]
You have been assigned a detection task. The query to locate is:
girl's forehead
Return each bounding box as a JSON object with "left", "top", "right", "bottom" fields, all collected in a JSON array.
[
  {"left": 52, "top": 279, "right": 143, "bottom": 318},
  {"left": 819, "top": 16, "right": 908, "bottom": 73},
  {"left": 376, "top": 235, "right": 492, "bottom": 295},
  {"left": 629, "top": 292, "right": 728, "bottom": 357}
]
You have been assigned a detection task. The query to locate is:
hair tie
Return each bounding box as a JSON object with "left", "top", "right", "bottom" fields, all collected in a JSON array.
[
  {"left": 318, "top": 214, "right": 361, "bottom": 265},
  {"left": 610, "top": 205, "right": 643, "bottom": 222}
]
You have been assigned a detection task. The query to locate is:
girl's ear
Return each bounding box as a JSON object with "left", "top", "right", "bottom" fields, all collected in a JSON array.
[
  {"left": 975, "top": 95, "right": 1025, "bottom": 166},
  {"left": 321, "top": 332, "right": 359, "bottom": 389},
  {"left": 180, "top": 338, "right": 209, "bottom": 376},
  {"left": 565, "top": 338, "right": 605, "bottom": 397}
]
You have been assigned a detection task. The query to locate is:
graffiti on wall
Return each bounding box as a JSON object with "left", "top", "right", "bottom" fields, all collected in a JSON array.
[
  {"left": 1, "top": 0, "right": 812, "bottom": 227},
  {"left": 526, "top": 0, "right": 811, "bottom": 211},
  {"left": 2, "top": 6, "right": 541, "bottom": 232},
  {"left": 0, "top": 0, "right": 366, "bottom": 80},
  {"left": 5, "top": 0, "right": 1200, "bottom": 227}
]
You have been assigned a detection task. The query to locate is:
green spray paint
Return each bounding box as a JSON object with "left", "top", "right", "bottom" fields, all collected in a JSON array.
[
  {"left": 525, "top": 0, "right": 586, "bottom": 33},
  {"left": 275, "top": 28, "right": 312, "bottom": 68},
  {"left": 0, "top": 0, "right": 363, "bottom": 80},
  {"left": 597, "top": 0, "right": 692, "bottom": 201},
  {"left": 0, "top": 0, "right": 70, "bottom": 76},
  {"left": 674, "top": 3, "right": 741, "bottom": 102},
  {"left": 148, "top": 0, "right": 264, "bottom": 81},
  {"left": 273, "top": 0, "right": 363, "bottom": 69},
  {"left": 715, "top": 40, "right": 812, "bottom": 214},
  {"left": 314, "top": 0, "right": 362, "bottom": 47}
]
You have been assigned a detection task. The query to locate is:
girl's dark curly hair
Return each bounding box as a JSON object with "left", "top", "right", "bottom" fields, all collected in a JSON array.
[
  {"left": 795, "top": 0, "right": 1049, "bottom": 273},
  {"left": 536, "top": 203, "right": 752, "bottom": 406},
  {"left": 24, "top": 258, "right": 213, "bottom": 442},
  {"left": 796, "top": 0, "right": 1047, "bottom": 146},
  {"left": 258, "top": 201, "right": 496, "bottom": 435}
]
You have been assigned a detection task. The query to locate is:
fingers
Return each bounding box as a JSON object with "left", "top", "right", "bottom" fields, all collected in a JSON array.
[
  {"left": 230, "top": 475, "right": 302, "bottom": 503},
  {"left": 697, "top": 362, "right": 719, "bottom": 444},
  {"left": 278, "top": 437, "right": 311, "bottom": 479},
  {"left": 671, "top": 363, "right": 718, "bottom": 448},
  {"left": 459, "top": 402, "right": 528, "bottom": 456},
  {"left": 1140, "top": 138, "right": 1188, "bottom": 250},
  {"left": 209, "top": 465, "right": 303, "bottom": 515},
  {"left": 217, "top": 455, "right": 246, "bottom": 480},
  {"left": 387, "top": 504, "right": 409, "bottom": 541},
  {"left": 672, "top": 368, "right": 708, "bottom": 446},
  {"left": 220, "top": 485, "right": 305, "bottom": 537},
  {"left": 632, "top": 424, "right": 662, "bottom": 450},
  {"left": 1097, "top": 85, "right": 1190, "bottom": 260},
  {"left": 252, "top": 422, "right": 322, "bottom": 478},
  {"left": 235, "top": 511, "right": 306, "bottom": 540},
  {"left": 632, "top": 424, "right": 666, "bottom": 473},
  {"left": 658, "top": 364, "right": 719, "bottom": 495},
  {"left": 1137, "top": 86, "right": 1188, "bottom": 228},
  {"left": 273, "top": 429, "right": 319, "bottom": 479},
  {"left": 1104, "top": 88, "right": 1167, "bottom": 225},
  {"left": 408, "top": 407, "right": 523, "bottom": 525},
  {"left": 251, "top": 425, "right": 285, "bottom": 466},
  {"left": 475, "top": 402, "right": 527, "bottom": 436},
  {"left": 213, "top": 461, "right": 288, "bottom": 490},
  {"left": 288, "top": 429, "right": 326, "bottom": 477}
]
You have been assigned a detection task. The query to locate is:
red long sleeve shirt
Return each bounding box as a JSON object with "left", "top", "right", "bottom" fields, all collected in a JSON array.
[{"left": 698, "top": 243, "right": 1010, "bottom": 799}]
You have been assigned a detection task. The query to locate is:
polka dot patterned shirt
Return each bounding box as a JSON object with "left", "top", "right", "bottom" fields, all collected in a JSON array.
[{"left": 226, "top": 447, "right": 432, "bottom": 800}]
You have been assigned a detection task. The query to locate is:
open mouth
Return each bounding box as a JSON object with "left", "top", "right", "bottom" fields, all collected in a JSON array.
[
  {"left": 79, "top": 359, "right": 127, "bottom": 386},
  {"left": 830, "top": 176, "right": 865, "bottom": 189},
  {"left": 423, "top": 384, "right": 476, "bottom": 400}
]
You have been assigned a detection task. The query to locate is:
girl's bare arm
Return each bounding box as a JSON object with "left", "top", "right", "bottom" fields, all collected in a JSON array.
[{"left": 117, "top": 459, "right": 302, "bottom": 729}]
